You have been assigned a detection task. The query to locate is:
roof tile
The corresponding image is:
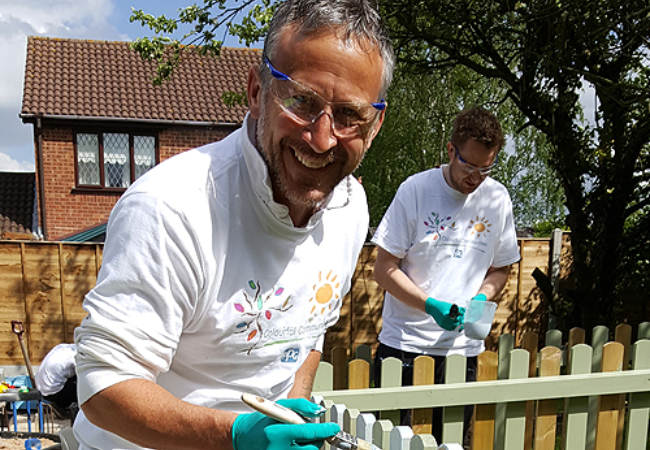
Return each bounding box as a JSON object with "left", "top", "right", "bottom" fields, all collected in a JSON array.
[{"left": 21, "top": 36, "right": 261, "bottom": 125}]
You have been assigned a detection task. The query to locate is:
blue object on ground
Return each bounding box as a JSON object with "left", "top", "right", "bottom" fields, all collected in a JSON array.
[
  {"left": 24, "top": 438, "right": 42, "bottom": 450},
  {"left": 6, "top": 375, "right": 36, "bottom": 410}
]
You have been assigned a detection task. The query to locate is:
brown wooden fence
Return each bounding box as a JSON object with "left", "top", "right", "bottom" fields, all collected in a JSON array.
[{"left": 0, "top": 237, "right": 563, "bottom": 366}]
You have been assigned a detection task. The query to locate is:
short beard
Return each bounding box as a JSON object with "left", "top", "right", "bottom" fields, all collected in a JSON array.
[{"left": 255, "top": 99, "right": 324, "bottom": 210}]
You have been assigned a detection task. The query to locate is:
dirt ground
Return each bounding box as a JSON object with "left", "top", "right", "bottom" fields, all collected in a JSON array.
[{"left": 0, "top": 437, "right": 58, "bottom": 450}]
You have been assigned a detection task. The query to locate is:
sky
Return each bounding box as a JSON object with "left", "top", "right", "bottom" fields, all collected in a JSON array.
[{"left": 0, "top": 0, "right": 255, "bottom": 172}]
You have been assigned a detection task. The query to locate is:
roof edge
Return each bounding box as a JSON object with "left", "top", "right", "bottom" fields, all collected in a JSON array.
[{"left": 19, "top": 113, "right": 241, "bottom": 128}]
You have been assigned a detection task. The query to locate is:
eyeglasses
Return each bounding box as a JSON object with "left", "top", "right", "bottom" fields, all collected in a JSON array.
[
  {"left": 263, "top": 58, "right": 386, "bottom": 140},
  {"left": 453, "top": 144, "right": 499, "bottom": 176}
]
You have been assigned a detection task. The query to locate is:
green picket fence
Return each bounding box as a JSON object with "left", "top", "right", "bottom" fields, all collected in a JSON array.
[{"left": 312, "top": 322, "right": 650, "bottom": 450}]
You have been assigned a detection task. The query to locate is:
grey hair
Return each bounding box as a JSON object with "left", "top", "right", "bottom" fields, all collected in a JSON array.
[{"left": 260, "top": 0, "right": 394, "bottom": 98}]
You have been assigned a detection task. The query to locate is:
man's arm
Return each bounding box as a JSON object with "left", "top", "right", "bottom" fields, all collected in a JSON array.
[
  {"left": 373, "top": 247, "right": 428, "bottom": 312},
  {"left": 82, "top": 379, "right": 236, "bottom": 450},
  {"left": 288, "top": 349, "right": 321, "bottom": 399},
  {"left": 476, "top": 265, "right": 510, "bottom": 301}
]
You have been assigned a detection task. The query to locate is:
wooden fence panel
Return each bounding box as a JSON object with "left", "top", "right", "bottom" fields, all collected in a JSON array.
[
  {"left": 22, "top": 243, "right": 65, "bottom": 363},
  {"left": 0, "top": 243, "right": 28, "bottom": 365}
]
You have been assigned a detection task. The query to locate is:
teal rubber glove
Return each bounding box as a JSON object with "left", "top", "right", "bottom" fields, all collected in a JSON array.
[
  {"left": 472, "top": 293, "right": 487, "bottom": 302},
  {"left": 425, "top": 297, "right": 465, "bottom": 331},
  {"left": 232, "top": 398, "right": 341, "bottom": 450}
]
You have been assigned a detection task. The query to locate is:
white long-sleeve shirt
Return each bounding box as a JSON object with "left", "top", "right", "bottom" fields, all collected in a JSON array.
[{"left": 74, "top": 114, "right": 369, "bottom": 449}]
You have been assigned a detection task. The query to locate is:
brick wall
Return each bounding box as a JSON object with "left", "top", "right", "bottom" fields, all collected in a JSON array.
[{"left": 38, "top": 124, "right": 236, "bottom": 240}]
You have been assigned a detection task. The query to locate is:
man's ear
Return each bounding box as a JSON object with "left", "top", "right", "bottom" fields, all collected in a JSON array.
[
  {"left": 446, "top": 141, "right": 455, "bottom": 161},
  {"left": 247, "top": 66, "right": 262, "bottom": 119},
  {"left": 365, "top": 109, "right": 386, "bottom": 149}
]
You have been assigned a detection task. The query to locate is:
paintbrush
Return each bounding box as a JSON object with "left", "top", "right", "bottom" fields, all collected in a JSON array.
[{"left": 241, "top": 393, "right": 382, "bottom": 450}]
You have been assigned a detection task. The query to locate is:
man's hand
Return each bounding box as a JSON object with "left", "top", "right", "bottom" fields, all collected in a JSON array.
[
  {"left": 425, "top": 297, "right": 465, "bottom": 331},
  {"left": 232, "top": 398, "right": 340, "bottom": 450}
]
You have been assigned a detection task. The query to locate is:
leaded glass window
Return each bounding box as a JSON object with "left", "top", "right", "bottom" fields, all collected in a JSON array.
[
  {"left": 134, "top": 135, "right": 156, "bottom": 179},
  {"left": 77, "top": 133, "right": 100, "bottom": 185},
  {"left": 75, "top": 131, "right": 158, "bottom": 189}
]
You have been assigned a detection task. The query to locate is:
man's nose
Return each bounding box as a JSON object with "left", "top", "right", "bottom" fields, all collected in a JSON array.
[{"left": 303, "top": 112, "right": 338, "bottom": 153}]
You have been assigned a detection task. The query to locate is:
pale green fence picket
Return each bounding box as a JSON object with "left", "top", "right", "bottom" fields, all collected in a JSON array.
[
  {"left": 503, "top": 350, "right": 529, "bottom": 450},
  {"left": 625, "top": 340, "right": 650, "bottom": 450},
  {"left": 442, "top": 354, "right": 466, "bottom": 445},
  {"left": 495, "top": 333, "right": 515, "bottom": 450},
  {"left": 379, "top": 357, "right": 403, "bottom": 425},
  {"left": 563, "top": 344, "right": 593, "bottom": 450}
]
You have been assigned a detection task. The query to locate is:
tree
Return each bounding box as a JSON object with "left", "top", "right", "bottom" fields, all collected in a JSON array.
[{"left": 379, "top": 0, "right": 650, "bottom": 331}]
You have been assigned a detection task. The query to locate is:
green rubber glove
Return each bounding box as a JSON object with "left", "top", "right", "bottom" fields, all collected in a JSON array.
[
  {"left": 232, "top": 398, "right": 341, "bottom": 450},
  {"left": 472, "top": 293, "right": 487, "bottom": 302},
  {"left": 425, "top": 297, "right": 465, "bottom": 331}
]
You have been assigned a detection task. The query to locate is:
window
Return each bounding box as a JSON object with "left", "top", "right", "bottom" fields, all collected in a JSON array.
[{"left": 75, "top": 131, "right": 157, "bottom": 189}]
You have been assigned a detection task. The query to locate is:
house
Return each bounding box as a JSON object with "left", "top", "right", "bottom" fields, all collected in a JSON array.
[
  {"left": 20, "top": 36, "right": 261, "bottom": 241},
  {"left": 0, "top": 171, "right": 38, "bottom": 240}
]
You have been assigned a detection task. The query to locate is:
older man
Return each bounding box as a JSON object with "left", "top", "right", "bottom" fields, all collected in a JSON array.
[{"left": 73, "top": 1, "right": 394, "bottom": 450}]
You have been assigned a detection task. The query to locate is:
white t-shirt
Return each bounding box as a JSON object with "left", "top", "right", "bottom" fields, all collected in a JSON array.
[
  {"left": 35, "top": 343, "right": 76, "bottom": 396},
  {"left": 372, "top": 166, "right": 520, "bottom": 357},
  {"left": 73, "top": 114, "right": 369, "bottom": 449}
]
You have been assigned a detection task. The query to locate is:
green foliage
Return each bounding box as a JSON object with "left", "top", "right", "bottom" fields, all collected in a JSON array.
[{"left": 129, "top": 1, "right": 273, "bottom": 85}]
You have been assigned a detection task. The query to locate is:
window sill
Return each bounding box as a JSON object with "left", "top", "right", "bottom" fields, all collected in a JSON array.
[{"left": 71, "top": 187, "right": 127, "bottom": 195}]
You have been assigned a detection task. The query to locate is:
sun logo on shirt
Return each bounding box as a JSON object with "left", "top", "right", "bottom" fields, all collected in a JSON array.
[
  {"left": 468, "top": 216, "right": 492, "bottom": 238},
  {"left": 308, "top": 270, "right": 340, "bottom": 321}
]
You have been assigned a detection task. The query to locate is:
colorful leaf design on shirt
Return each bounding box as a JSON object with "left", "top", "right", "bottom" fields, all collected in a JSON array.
[
  {"left": 235, "top": 303, "right": 244, "bottom": 312},
  {"left": 247, "top": 330, "right": 257, "bottom": 341}
]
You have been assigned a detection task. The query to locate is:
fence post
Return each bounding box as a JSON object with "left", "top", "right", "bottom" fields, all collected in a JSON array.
[
  {"left": 535, "top": 346, "right": 562, "bottom": 450},
  {"left": 594, "top": 342, "right": 624, "bottom": 450},
  {"left": 442, "top": 355, "right": 466, "bottom": 445},
  {"left": 472, "top": 351, "right": 498, "bottom": 450},
  {"left": 412, "top": 355, "right": 435, "bottom": 435},
  {"left": 391, "top": 426, "right": 414, "bottom": 450},
  {"left": 503, "top": 349, "right": 529, "bottom": 450},
  {"left": 548, "top": 228, "right": 563, "bottom": 330},
  {"left": 494, "top": 334, "right": 515, "bottom": 450},
  {"left": 314, "top": 361, "right": 333, "bottom": 392},
  {"left": 358, "top": 413, "right": 377, "bottom": 443},
  {"left": 333, "top": 347, "right": 348, "bottom": 390},
  {"left": 379, "top": 357, "right": 403, "bottom": 425},
  {"left": 410, "top": 434, "right": 439, "bottom": 450},
  {"left": 349, "top": 359, "right": 370, "bottom": 389},
  {"left": 521, "top": 332, "right": 539, "bottom": 450},
  {"left": 624, "top": 340, "right": 650, "bottom": 450},
  {"left": 587, "top": 326, "right": 610, "bottom": 450},
  {"left": 614, "top": 324, "right": 632, "bottom": 449},
  {"left": 373, "top": 419, "right": 394, "bottom": 450},
  {"left": 563, "top": 344, "right": 593, "bottom": 450}
]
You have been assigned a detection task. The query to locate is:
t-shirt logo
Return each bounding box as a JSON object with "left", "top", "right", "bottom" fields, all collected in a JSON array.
[
  {"left": 468, "top": 216, "right": 492, "bottom": 239},
  {"left": 234, "top": 281, "right": 293, "bottom": 354},
  {"left": 423, "top": 211, "right": 456, "bottom": 240},
  {"left": 308, "top": 270, "right": 341, "bottom": 322},
  {"left": 281, "top": 348, "right": 300, "bottom": 363}
]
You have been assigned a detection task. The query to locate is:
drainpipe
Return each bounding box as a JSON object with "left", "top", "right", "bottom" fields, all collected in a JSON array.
[{"left": 35, "top": 117, "right": 48, "bottom": 240}]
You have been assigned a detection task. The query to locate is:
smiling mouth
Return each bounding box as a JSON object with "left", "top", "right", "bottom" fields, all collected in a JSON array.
[{"left": 293, "top": 147, "right": 333, "bottom": 169}]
